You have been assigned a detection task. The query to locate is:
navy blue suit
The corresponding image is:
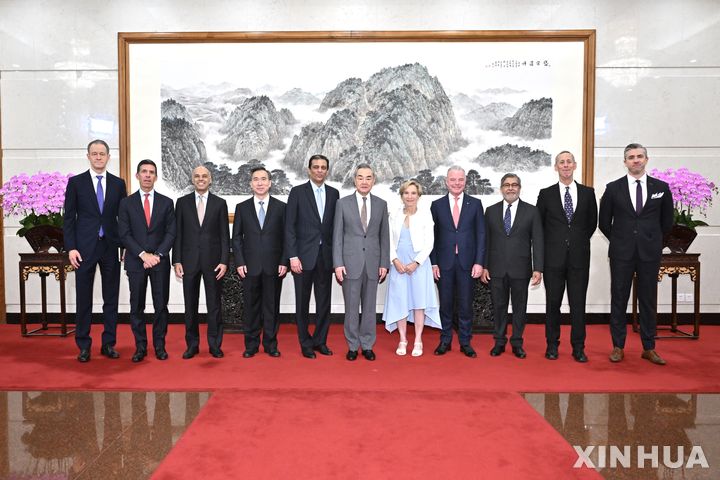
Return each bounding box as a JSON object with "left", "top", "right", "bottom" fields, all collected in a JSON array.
[
  {"left": 599, "top": 175, "right": 673, "bottom": 350},
  {"left": 284, "top": 181, "right": 339, "bottom": 350},
  {"left": 118, "top": 190, "right": 176, "bottom": 351},
  {"left": 63, "top": 170, "right": 127, "bottom": 351},
  {"left": 430, "top": 193, "right": 486, "bottom": 345}
]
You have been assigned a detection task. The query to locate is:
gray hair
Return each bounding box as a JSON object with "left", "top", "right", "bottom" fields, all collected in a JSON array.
[
  {"left": 624, "top": 143, "right": 647, "bottom": 158},
  {"left": 500, "top": 173, "right": 521, "bottom": 187},
  {"left": 446, "top": 165, "right": 466, "bottom": 176},
  {"left": 355, "top": 163, "right": 374, "bottom": 176},
  {"left": 554, "top": 151, "right": 576, "bottom": 164}
]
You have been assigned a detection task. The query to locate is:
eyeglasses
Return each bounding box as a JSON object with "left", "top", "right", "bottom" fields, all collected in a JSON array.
[{"left": 501, "top": 183, "right": 520, "bottom": 188}]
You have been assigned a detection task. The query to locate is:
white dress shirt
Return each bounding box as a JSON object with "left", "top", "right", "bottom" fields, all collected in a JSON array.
[{"left": 626, "top": 173, "right": 648, "bottom": 211}]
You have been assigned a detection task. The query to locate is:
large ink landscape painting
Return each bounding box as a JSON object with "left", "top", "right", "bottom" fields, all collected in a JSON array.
[{"left": 124, "top": 33, "right": 592, "bottom": 205}]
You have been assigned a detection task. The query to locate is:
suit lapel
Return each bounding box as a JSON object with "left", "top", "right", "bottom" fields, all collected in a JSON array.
[
  {"left": 83, "top": 171, "right": 102, "bottom": 215},
  {"left": 131, "top": 191, "right": 147, "bottom": 228},
  {"left": 509, "top": 200, "right": 523, "bottom": 234},
  {"left": 148, "top": 193, "right": 164, "bottom": 230},
  {"left": 457, "top": 195, "right": 472, "bottom": 228}
]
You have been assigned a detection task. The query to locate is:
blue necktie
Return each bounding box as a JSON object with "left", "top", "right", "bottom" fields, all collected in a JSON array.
[
  {"left": 563, "top": 186, "right": 574, "bottom": 223},
  {"left": 258, "top": 200, "right": 266, "bottom": 228},
  {"left": 316, "top": 187, "right": 324, "bottom": 219},
  {"left": 504, "top": 204, "right": 511, "bottom": 235},
  {"left": 96, "top": 175, "right": 104, "bottom": 237}
]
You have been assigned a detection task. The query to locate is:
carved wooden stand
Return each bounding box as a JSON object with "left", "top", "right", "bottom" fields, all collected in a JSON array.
[{"left": 19, "top": 252, "right": 75, "bottom": 336}]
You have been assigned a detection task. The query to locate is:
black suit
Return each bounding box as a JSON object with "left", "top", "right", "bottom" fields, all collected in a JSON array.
[
  {"left": 485, "top": 199, "right": 543, "bottom": 348},
  {"left": 118, "top": 190, "right": 176, "bottom": 351},
  {"left": 173, "top": 192, "right": 230, "bottom": 351},
  {"left": 233, "top": 196, "right": 287, "bottom": 352},
  {"left": 599, "top": 175, "right": 673, "bottom": 350},
  {"left": 536, "top": 182, "right": 597, "bottom": 350},
  {"left": 63, "top": 170, "right": 127, "bottom": 351},
  {"left": 285, "top": 181, "right": 339, "bottom": 350}
]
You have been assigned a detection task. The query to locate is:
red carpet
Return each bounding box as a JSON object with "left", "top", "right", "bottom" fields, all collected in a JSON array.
[
  {"left": 2, "top": 324, "right": 717, "bottom": 479},
  {"left": 0, "top": 324, "right": 718, "bottom": 393},
  {"left": 151, "top": 389, "right": 601, "bottom": 480}
]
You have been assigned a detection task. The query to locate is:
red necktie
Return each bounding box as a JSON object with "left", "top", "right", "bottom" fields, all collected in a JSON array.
[{"left": 144, "top": 193, "right": 151, "bottom": 227}]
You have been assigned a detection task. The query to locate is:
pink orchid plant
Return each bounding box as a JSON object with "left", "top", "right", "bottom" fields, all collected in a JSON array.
[
  {"left": 650, "top": 168, "right": 718, "bottom": 230},
  {"left": 0, "top": 171, "right": 73, "bottom": 236}
]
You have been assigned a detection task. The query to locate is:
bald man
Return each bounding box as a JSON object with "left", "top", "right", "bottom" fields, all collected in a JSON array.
[{"left": 173, "top": 166, "right": 230, "bottom": 359}]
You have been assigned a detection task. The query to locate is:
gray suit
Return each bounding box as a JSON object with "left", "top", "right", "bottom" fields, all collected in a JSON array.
[{"left": 333, "top": 193, "right": 390, "bottom": 350}]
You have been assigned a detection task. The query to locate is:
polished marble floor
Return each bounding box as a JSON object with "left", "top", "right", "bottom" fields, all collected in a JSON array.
[
  {"left": 524, "top": 393, "right": 720, "bottom": 479},
  {"left": 0, "top": 391, "right": 209, "bottom": 479}
]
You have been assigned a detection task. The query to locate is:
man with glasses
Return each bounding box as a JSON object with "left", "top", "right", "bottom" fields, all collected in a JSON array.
[{"left": 481, "top": 173, "right": 543, "bottom": 359}]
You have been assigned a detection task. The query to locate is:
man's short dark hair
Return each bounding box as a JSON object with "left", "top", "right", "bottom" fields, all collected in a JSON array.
[
  {"left": 624, "top": 143, "right": 647, "bottom": 158},
  {"left": 500, "top": 173, "right": 521, "bottom": 187},
  {"left": 308, "top": 154, "right": 329, "bottom": 169},
  {"left": 87, "top": 139, "right": 109, "bottom": 154},
  {"left": 251, "top": 166, "right": 272, "bottom": 180},
  {"left": 136, "top": 159, "right": 157, "bottom": 174}
]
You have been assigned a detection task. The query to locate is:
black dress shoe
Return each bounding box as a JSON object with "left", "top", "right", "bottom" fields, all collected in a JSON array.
[
  {"left": 512, "top": 346, "right": 527, "bottom": 359},
  {"left": 434, "top": 342, "right": 451, "bottom": 355},
  {"left": 77, "top": 349, "right": 91, "bottom": 363},
  {"left": 243, "top": 349, "right": 258, "bottom": 358},
  {"left": 460, "top": 344, "right": 477, "bottom": 358},
  {"left": 210, "top": 347, "right": 224, "bottom": 358},
  {"left": 346, "top": 350, "right": 358, "bottom": 361},
  {"left": 100, "top": 344, "right": 120, "bottom": 359},
  {"left": 361, "top": 349, "right": 376, "bottom": 361},
  {"left": 155, "top": 348, "right": 169, "bottom": 360},
  {"left": 266, "top": 349, "right": 281, "bottom": 358},
  {"left": 182, "top": 347, "right": 199, "bottom": 359},
  {"left": 313, "top": 344, "right": 333, "bottom": 356},
  {"left": 572, "top": 350, "right": 588, "bottom": 363},
  {"left": 490, "top": 345, "right": 505, "bottom": 357},
  {"left": 132, "top": 349, "right": 147, "bottom": 363},
  {"left": 302, "top": 348, "right": 316, "bottom": 359},
  {"left": 545, "top": 347, "right": 559, "bottom": 360}
]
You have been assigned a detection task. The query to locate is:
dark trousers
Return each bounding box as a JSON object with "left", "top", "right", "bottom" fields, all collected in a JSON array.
[
  {"left": 74, "top": 239, "right": 120, "bottom": 351},
  {"left": 127, "top": 264, "right": 170, "bottom": 351},
  {"left": 609, "top": 253, "right": 660, "bottom": 350},
  {"left": 182, "top": 269, "right": 224, "bottom": 350},
  {"left": 544, "top": 253, "right": 589, "bottom": 350},
  {"left": 437, "top": 256, "right": 474, "bottom": 346},
  {"left": 293, "top": 248, "right": 332, "bottom": 349},
  {"left": 490, "top": 274, "right": 529, "bottom": 348},
  {"left": 243, "top": 273, "right": 282, "bottom": 352}
]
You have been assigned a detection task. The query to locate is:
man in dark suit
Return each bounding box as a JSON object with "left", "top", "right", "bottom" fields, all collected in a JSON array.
[
  {"left": 118, "top": 159, "right": 176, "bottom": 362},
  {"left": 599, "top": 143, "right": 674, "bottom": 365},
  {"left": 285, "top": 154, "right": 339, "bottom": 359},
  {"left": 430, "top": 166, "right": 486, "bottom": 358},
  {"left": 63, "top": 139, "right": 127, "bottom": 362},
  {"left": 536, "top": 151, "right": 597, "bottom": 362},
  {"left": 333, "top": 163, "right": 390, "bottom": 361},
  {"left": 481, "top": 173, "right": 543, "bottom": 359},
  {"left": 173, "top": 166, "right": 229, "bottom": 359},
  {"left": 233, "top": 166, "right": 288, "bottom": 358}
]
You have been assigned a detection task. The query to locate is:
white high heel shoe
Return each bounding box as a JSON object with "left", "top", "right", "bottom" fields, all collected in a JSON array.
[
  {"left": 396, "top": 341, "right": 408, "bottom": 356},
  {"left": 412, "top": 342, "right": 423, "bottom": 357}
]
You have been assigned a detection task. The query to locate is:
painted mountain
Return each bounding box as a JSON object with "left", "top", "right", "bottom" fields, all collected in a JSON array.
[
  {"left": 496, "top": 97, "right": 552, "bottom": 139},
  {"left": 283, "top": 63, "right": 467, "bottom": 185},
  {"left": 217, "top": 95, "right": 297, "bottom": 161},
  {"left": 475, "top": 143, "right": 551, "bottom": 172},
  {"left": 161, "top": 99, "right": 208, "bottom": 190}
]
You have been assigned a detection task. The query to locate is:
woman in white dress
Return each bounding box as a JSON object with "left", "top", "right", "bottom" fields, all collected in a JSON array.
[{"left": 383, "top": 180, "right": 441, "bottom": 356}]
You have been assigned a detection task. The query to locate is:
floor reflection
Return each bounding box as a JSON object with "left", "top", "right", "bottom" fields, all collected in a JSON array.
[
  {"left": 0, "top": 391, "right": 209, "bottom": 479},
  {"left": 524, "top": 393, "right": 719, "bottom": 479}
]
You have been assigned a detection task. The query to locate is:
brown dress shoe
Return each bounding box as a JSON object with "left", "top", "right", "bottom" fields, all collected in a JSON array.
[
  {"left": 609, "top": 347, "right": 624, "bottom": 363},
  {"left": 641, "top": 349, "right": 667, "bottom": 365}
]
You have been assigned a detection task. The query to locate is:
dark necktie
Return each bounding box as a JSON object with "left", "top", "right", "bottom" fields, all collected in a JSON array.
[
  {"left": 96, "top": 175, "right": 104, "bottom": 237},
  {"left": 563, "top": 186, "right": 574, "bottom": 223},
  {"left": 504, "top": 204, "right": 512, "bottom": 235},
  {"left": 635, "top": 180, "right": 643, "bottom": 215}
]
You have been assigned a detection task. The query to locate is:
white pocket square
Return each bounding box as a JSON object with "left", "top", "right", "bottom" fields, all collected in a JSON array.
[{"left": 651, "top": 192, "right": 664, "bottom": 199}]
